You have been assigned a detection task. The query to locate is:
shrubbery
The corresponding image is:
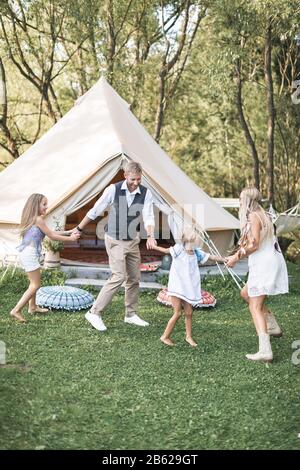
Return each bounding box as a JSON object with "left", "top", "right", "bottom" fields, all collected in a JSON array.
[{"left": 0, "top": 267, "right": 67, "bottom": 291}]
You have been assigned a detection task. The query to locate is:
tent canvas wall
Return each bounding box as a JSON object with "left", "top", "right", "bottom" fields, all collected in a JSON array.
[{"left": 0, "top": 77, "right": 239, "bottom": 260}]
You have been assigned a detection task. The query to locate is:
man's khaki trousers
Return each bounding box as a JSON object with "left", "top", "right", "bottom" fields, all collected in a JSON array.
[{"left": 91, "top": 234, "right": 141, "bottom": 317}]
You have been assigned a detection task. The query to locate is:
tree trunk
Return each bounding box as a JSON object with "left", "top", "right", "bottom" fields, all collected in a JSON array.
[
  {"left": 277, "top": 119, "right": 290, "bottom": 209},
  {"left": 106, "top": 0, "right": 116, "bottom": 84},
  {"left": 154, "top": 69, "right": 167, "bottom": 142},
  {"left": 154, "top": 0, "right": 191, "bottom": 142},
  {"left": 264, "top": 19, "right": 276, "bottom": 204},
  {"left": 42, "top": 85, "right": 57, "bottom": 123},
  {"left": 0, "top": 57, "right": 19, "bottom": 159},
  {"left": 235, "top": 58, "right": 260, "bottom": 189}
]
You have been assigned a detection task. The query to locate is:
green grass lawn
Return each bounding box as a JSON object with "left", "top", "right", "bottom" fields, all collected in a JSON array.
[{"left": 0, "top": 263, "right": 299, "bottom": 450}]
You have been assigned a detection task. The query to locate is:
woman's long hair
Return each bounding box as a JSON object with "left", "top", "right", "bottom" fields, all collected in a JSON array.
[
  {"left": 19, "top": 193, "right": 45, "bottom": 237},
  {"left": 239, "top": 187, "right": 273, "bottom": 244}
]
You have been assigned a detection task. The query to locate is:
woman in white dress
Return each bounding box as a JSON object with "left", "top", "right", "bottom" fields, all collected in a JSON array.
[
  {"left": 155, "top": 228, "right": 225, "bottom": 347},
  {"left": 226, "top": 187, "right": 289, "bottom": 362}
]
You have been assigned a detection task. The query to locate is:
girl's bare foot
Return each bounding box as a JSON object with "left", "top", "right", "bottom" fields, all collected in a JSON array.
[
  {"left": 10, "top": 310, "right": 27, "bottom": 323},
  {"left": 186, "top": 336, "right": 197, "bottom": 347},
  {"left": 28, "top": 306, "right": 49, "bottom": 314},
  {"left": 160, "top": 336, "right": 175, "bottom": 346}
]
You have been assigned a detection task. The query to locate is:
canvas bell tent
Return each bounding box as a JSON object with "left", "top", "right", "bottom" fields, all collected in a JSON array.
[{"left": 0, "top": 77, "right": 239, "bottom": 261}]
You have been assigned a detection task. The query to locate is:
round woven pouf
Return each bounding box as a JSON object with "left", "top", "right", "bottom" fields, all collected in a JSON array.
[
  {"left": 156, "top": 288, "right": 216, "bottom": 308},
  {"left": 36, "top": 286, "right": 94, "bottom": 311}
]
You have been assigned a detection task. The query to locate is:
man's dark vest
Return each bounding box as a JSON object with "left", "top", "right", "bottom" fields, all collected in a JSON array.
[{"left": 106, "top": 181, "right": 147, "bottom": 240}]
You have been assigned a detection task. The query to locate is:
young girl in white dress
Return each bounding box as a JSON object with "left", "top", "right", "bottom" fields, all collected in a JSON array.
[
  {"left": 226, "top": 187, "right": 289, "bottom": 362},
  {"left": 10, "top": 193, "right": 80, "bottom": 323},
  {"left": 155, "top": 227, "right": 226, "bottom": 347}
]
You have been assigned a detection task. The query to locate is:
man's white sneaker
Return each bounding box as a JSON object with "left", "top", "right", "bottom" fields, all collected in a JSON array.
[
  {"left": 124, "top": 314, "right": 149, "bottom": 327},
  {"left": 85, "top": 311, "right": 107, "bottom": 331}
]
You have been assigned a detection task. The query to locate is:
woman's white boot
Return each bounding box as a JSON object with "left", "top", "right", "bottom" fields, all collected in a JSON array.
[
  {"left": 246, "top": 333, "right": 273, "bottom": 363},
  {"left": 267, "top": 312, "right": 282, "bottom": 338}
]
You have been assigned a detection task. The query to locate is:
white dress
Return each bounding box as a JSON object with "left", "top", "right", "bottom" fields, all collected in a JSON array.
[
  {"left": 247, "top": 222, "right": 289, "bottom": 298},
  {"left": 167, "top": 244, "right": 209, "bottom": 306}
]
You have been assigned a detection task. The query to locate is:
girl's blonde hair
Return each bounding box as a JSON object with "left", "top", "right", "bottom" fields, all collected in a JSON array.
[
  {"left": 239, "top": 187, "right": 273, "bottom": 241},
  {"left": 19, "top": 193, "right": 46, "bottom": 237},
  {"left": 181, "top": 226, "right": 202, "bottom": 249}
]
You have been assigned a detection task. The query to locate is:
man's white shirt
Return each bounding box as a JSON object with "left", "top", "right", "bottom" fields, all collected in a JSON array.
[{"left": 86, "top": 181, "right": 155, "bottom": 228}]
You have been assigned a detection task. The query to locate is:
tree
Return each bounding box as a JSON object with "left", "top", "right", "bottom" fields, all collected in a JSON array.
[
  {"left": 0, "top": 57, "right": 19, "bottom": 161},
  {"left": 154, "top": 0, "right": 205, "bottom": 141}
]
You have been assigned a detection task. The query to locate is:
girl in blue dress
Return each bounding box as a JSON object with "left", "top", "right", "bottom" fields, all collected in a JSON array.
[{"left": 10, "top": 193, "right": 80, "bottom": 322}]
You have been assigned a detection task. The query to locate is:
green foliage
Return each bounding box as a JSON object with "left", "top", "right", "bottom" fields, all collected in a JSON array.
[
  {"left": 0, "top": 266, "right": 67, "bottom": 290},
  {"left": 0, "top": 0, "right": 299, "bottom": 207},
  {"left": 43, "top": 238, "right": 64, "bottom": 253},
  {"left": 160, "top": 0, "right": 300, "bottom": 206},
  {"left": 287, "top": 240, "right": 300, "bottom": 264},
  {"left": 41, "top": 269, "right": 67, "bottom": 286},
  {"left": 0, "top": 267, "right": 28, "bottom": 292},
  {"left": 43, "top": 219, "right": 64, "bottom": 253},
  {"left": 156, "top": 273, "right": 169, "bottom": 286},
  {"left": 279, "top": 231, "right": 300, "bottom": 264}
]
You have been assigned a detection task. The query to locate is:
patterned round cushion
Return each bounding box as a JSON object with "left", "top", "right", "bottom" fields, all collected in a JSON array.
[
  {"left": 157, "top": 288, "right": 216, "bottom": 308},
  {"left": 36, "top": 286, "right": 94, "bottom": 311},
  {"left": 140, "top": 263, "right": 159, "bottom": 272}
]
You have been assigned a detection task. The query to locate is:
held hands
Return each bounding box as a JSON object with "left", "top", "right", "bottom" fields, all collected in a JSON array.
[
  {"left": 70, "top": 232, "right": 80, "bottom": 241},
  {"left": 225, "top": 255, "right": 237, "bottom": 268},
  {"left": 71, "top": 227, "right": 82, "bottom": 237},
  {"left": 146, "top": 237, "right": 157, "bottom": 250}
]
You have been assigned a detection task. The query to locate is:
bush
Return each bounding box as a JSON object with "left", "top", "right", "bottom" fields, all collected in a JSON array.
[
  {"left": 43, "top": 238, "right": 64, "bottom": 253},
  {"left": 41, "top": 268, "right": 67, "bottom": 286},
  {"left": 156, "top": 273, "right": 169, "bottom": 286},
  {"left": 286, "top": 239, "right": 300, "bottom": 264},
  {"left": 277, "top": 235, "right": 294, "bottom": 255},
  {"left": 0, "top": 266, "right": 67, "bottom": 290},
  {"left": 0, "top": 267, "right": 28, "bottom": 292}
]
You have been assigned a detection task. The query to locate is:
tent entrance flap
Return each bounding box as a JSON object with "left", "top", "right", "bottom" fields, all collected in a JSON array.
[
  {"left": 48, "top": 157, "right": 123, "bottom": 230},
  {"left": 64, "top": 167, "right": 124, "bottom": 242}
]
